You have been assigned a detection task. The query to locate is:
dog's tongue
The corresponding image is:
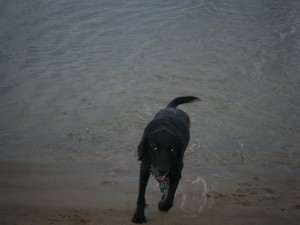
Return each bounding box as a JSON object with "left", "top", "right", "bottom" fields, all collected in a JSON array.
[{"left": 156, "top": 175, "right": 165, "bottom": 181}]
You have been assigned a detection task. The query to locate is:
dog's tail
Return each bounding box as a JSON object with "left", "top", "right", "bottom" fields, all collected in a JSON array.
[{"left": 167, "top": 96, "right": 200, "bottom": 108}]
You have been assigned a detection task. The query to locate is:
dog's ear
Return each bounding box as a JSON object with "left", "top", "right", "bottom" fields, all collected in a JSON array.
[
  {"left": 138, "top": 136, "right": 147, "bottom": 160},
  {"left": 176, "top": 148, "right": 184, "bottom": 160},
  {"left": 176, "top": 140, "right": 185, "bottom": 160}
]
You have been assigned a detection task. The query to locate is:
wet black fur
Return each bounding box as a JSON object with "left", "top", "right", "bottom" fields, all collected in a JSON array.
[{"left": 132, "top": 96, "right": 200, "bottom": 223}]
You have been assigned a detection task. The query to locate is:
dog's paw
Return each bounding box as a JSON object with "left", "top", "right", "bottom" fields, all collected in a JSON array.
[
  {"left": 158, "top": 200, "right": 173, "bottom": 212},
  {"left": 131, "top": 212, "right": 147, "bottom": 224}
]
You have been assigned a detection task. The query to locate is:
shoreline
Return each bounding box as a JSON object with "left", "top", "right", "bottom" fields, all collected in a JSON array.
[{"left": 1, "top": 159, "right": 299, "bottom": 225}]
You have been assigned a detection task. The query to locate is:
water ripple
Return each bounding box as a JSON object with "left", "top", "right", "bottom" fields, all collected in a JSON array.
[{"left": 0, "top": 0, "right": 299, "bottom": 164}]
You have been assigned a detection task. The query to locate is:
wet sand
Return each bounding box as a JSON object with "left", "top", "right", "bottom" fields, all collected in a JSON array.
[{"left": 1, "top": 159, "right": 299, "bottom": 225}]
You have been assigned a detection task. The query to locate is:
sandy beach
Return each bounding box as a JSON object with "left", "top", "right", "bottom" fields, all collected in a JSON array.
[{"left": 1, "top": 157, "right": 299, "bottom": 225}]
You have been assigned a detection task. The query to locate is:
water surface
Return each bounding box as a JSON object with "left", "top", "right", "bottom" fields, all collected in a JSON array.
[{"left": 0, "top": 0, "right": 299, "bottom": 164}]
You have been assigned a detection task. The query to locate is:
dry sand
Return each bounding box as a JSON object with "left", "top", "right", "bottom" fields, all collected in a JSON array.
[{"left": 1, "top": 158, "right": 299, "bottom": 225}]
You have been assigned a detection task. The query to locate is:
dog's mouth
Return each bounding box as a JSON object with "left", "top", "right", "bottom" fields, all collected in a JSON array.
[
  {"left": 156, "top": 175, "right": 167, "bottom": 182},
  {"left": 152, "top": 168, "right": 169, "bottom": 182}
]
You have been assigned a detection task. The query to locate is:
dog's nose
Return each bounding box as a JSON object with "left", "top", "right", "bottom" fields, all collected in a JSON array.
[{"left": 158, "top": 169, "right": 168, "bottom": 175}]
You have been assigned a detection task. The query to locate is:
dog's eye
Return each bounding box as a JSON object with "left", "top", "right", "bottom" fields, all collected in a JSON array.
[
  {"left": 154, "top": 147, "right": 158, "bottom": 151},
  {"left": 170, "top": 148, "right": 174, "bottom": 152}
]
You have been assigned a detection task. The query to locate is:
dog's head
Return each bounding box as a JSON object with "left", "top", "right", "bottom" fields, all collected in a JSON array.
[{"left": 138, "top": 129, "right": 182, "bottom": 181}]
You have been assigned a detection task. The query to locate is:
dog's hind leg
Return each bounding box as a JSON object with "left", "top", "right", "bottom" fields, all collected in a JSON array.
[{"left": 132, "top": 163, "right": 150, "bottom": 223}]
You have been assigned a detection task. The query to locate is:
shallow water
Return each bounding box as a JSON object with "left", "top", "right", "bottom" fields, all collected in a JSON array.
[{"left": 0, "top": 0, "right": 299, "bottom": 164}]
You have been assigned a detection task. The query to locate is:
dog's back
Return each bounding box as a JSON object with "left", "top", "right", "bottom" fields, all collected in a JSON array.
[{"left": 152, "top": 96, "right": 200, "bottom": 134}]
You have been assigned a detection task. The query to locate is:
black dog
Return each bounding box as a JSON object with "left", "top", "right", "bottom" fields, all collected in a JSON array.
[{"left": 132, "top": 96, "right": 200, "bottom": 223}]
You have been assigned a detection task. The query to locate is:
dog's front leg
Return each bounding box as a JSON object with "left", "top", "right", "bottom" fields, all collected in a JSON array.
[
  {"left": 158, "top": 172, "right": 181, "bottom": 211},
  {"left": 132, "top": 163, "right": 150, "bottom": 223}
]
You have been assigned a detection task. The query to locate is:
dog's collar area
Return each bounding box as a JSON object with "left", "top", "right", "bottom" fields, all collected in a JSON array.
[
  {"left": 150, "top": 169, "right": 169, "bottom": 192},
  {"left": 159, "top": 178, "right": 169, "bottom": 194}
]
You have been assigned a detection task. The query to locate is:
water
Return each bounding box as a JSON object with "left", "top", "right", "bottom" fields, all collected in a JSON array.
[{"left": 0, "top": 0, "right": 299, "bottom": 164}]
